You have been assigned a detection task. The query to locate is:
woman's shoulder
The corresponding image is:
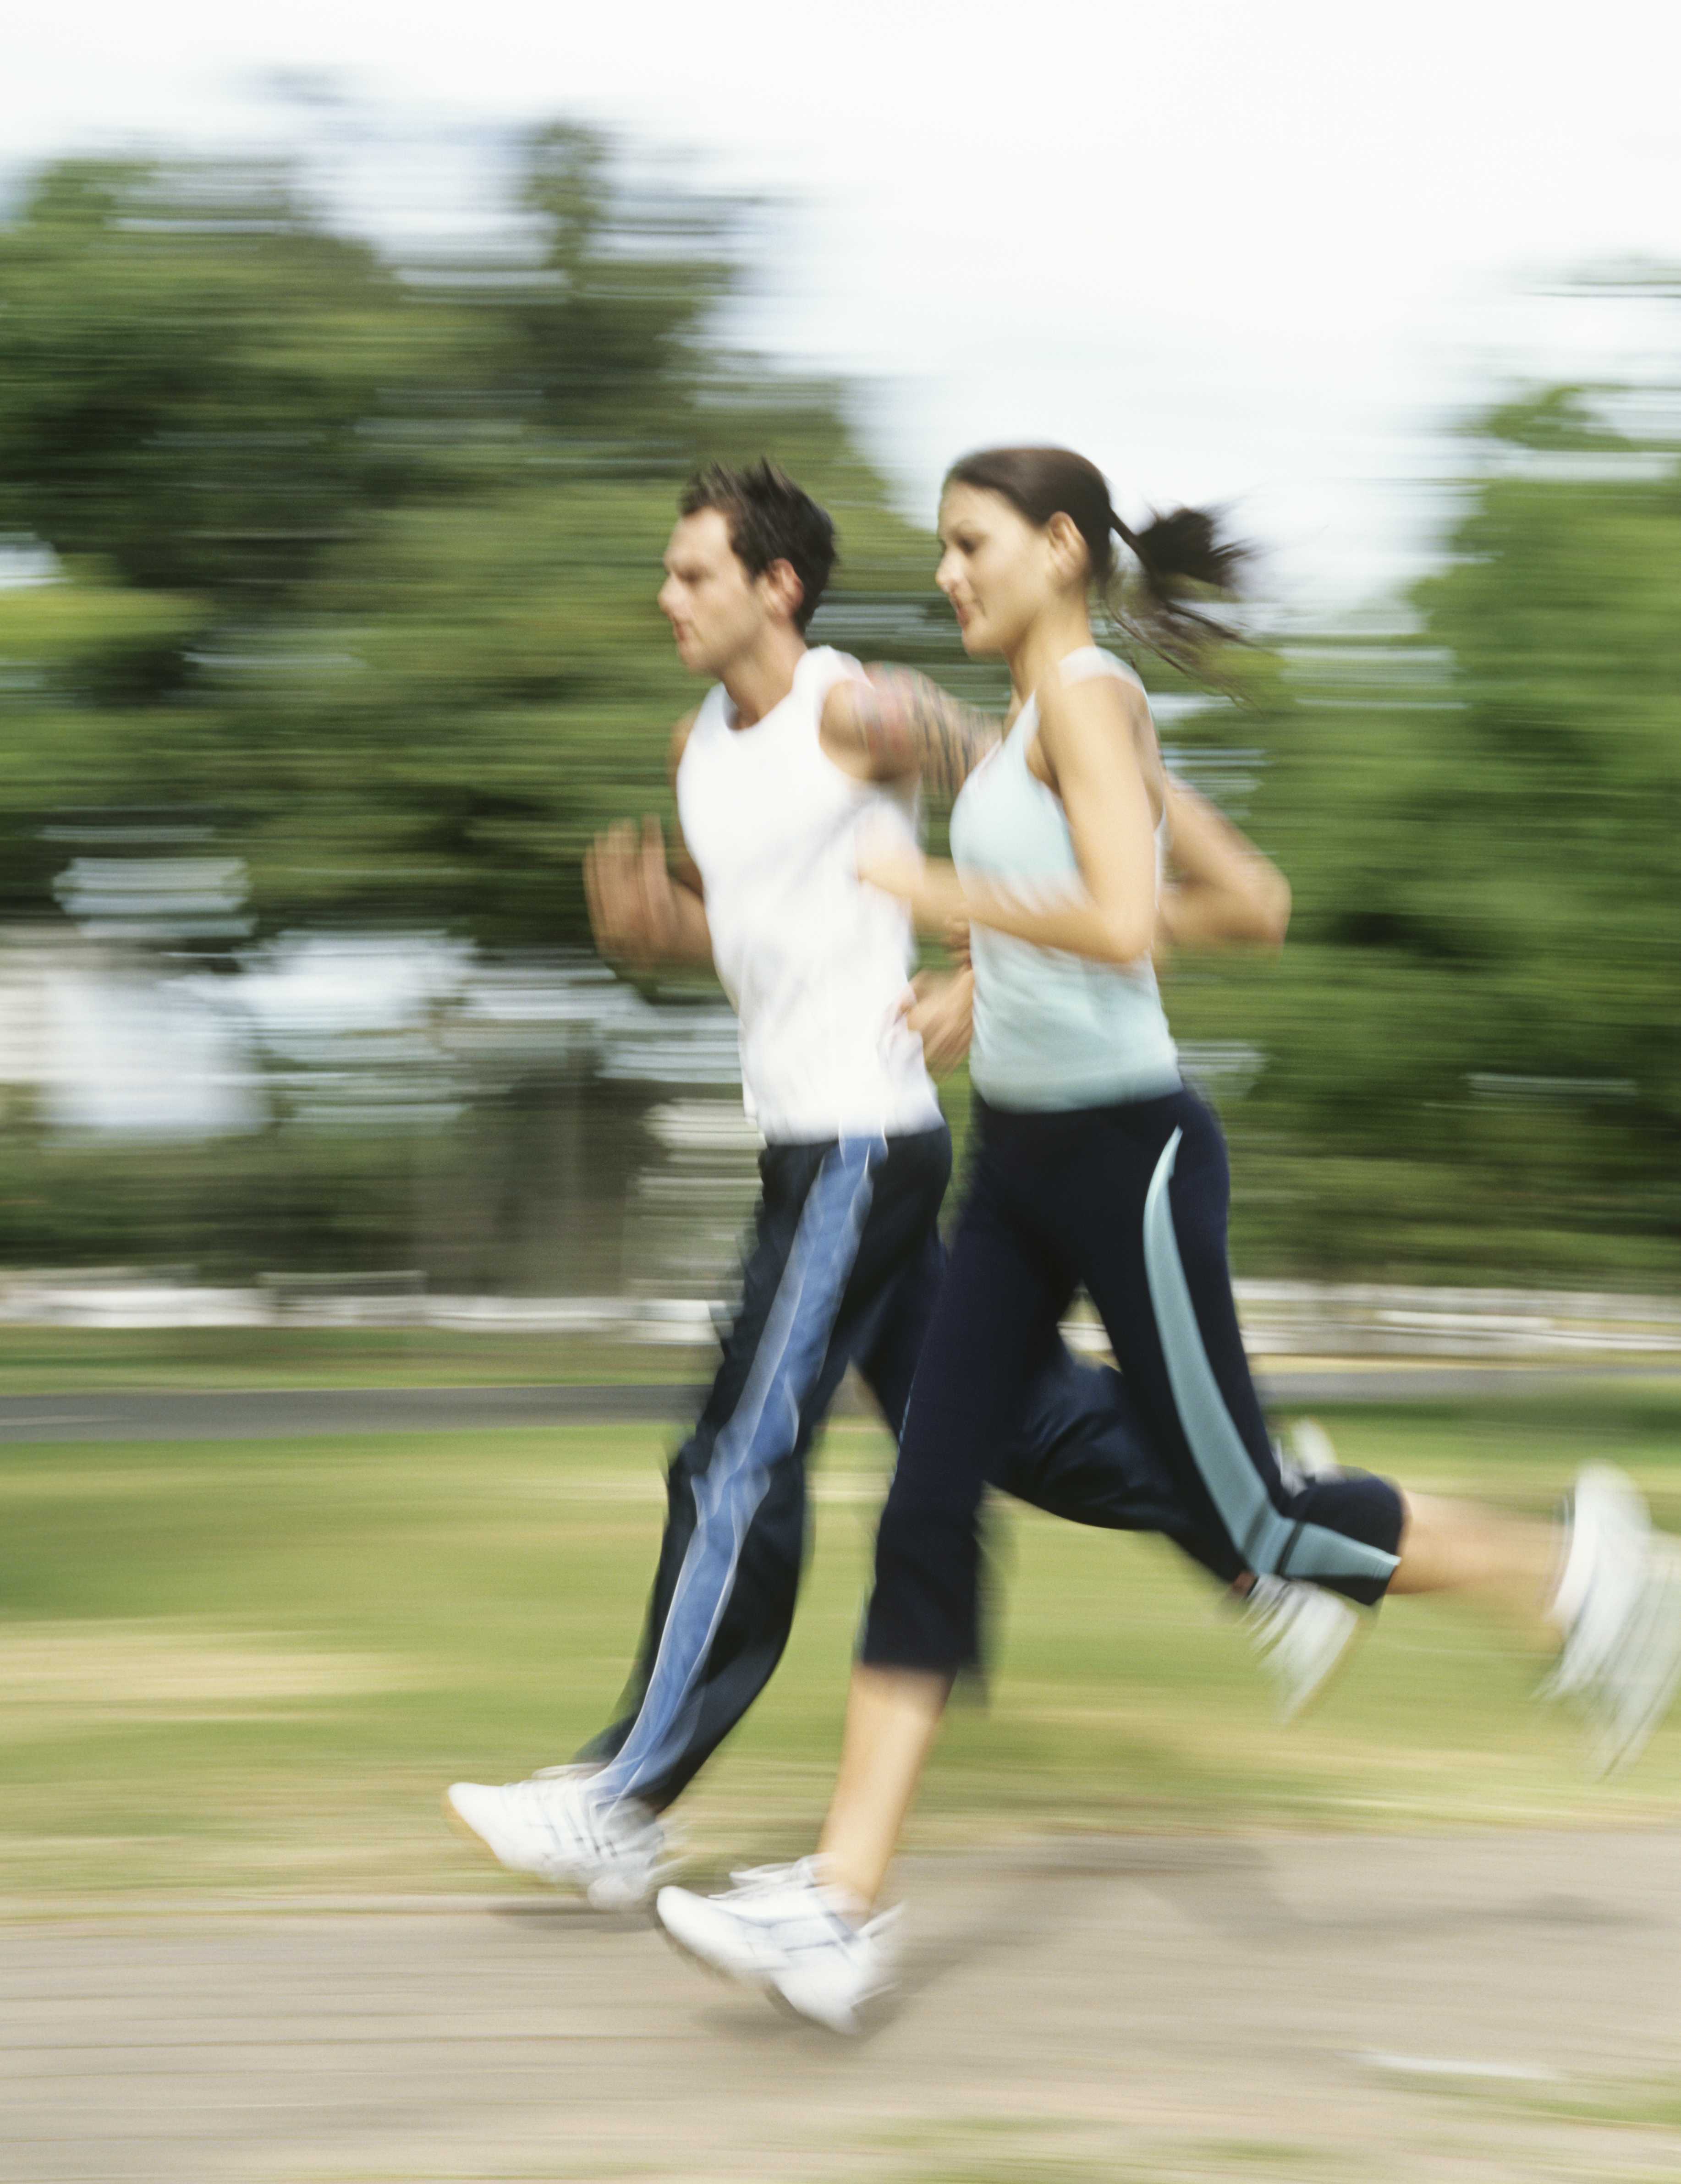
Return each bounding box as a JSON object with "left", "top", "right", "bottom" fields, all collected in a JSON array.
[
  {"left": 1039, "top": 649, "right": 1149, "bottom": 733},
  {"left": 1035, "top": 646, "right": 1159, "bottom": 803},
  {"left": 1055, "top": 645, "right": 1145, "bottom": 692}
]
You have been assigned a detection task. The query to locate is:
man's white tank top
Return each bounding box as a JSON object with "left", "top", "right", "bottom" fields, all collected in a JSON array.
[{"left": 676, "top": 645, "right": 943, "bottom": 1144}]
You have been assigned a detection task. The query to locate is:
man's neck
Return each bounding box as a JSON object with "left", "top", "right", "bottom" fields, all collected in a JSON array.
[{"left": 721, "top": 626, "right": 808, "bottom": 729}]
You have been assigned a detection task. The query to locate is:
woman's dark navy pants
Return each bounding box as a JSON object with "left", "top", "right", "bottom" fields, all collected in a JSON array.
[{"left": 863, "top": 1090, "right": 1404, "bottom": 1675}]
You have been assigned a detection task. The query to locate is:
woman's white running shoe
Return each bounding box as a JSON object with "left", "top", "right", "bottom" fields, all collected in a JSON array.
[
  {"left": 1239, "top": 1418, "right": 1364, "bottom": 1720},
  {"left": 656, "top": 1859, "right": 901, "bottom": 2035},
  {"left": 1545, "top": 1464, "right": 1681, "bottom": 1776},
  {"left": 1241, "top": 1575, "right": 1362, "bottom": 1721},
  {"left": 445, "top": 1766, "right": 669, "bottom": 1909}
]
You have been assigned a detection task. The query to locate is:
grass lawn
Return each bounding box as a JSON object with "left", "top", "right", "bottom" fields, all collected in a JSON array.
[
  {"left": 0, "top": 1324, "right": 710, "bottom": 1391},
  {"left": 3, "top": 1388, "right": 1681, "bottom": 1903}
]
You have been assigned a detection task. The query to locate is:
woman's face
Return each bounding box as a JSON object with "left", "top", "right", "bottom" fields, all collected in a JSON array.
[{"left": 935, "top": 483, "right": 1057, "bottom": 658}]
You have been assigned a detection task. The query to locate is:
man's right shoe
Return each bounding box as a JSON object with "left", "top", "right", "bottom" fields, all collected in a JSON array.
[{"left": 445, "top": 1766, "right": 669, "bottom": 1910}]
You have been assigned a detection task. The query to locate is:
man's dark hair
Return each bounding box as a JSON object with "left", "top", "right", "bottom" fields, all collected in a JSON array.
[{"left": 678, "top": 460, "right": 836, "bottom": 631}]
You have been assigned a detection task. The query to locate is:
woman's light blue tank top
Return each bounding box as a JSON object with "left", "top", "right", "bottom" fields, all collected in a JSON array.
[{"left": 950, "top": 647, "right": 1180, "bottom": 1111}]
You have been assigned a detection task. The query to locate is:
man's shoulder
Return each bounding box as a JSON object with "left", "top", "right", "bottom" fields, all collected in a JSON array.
[
  {"left": 803, "top": 644, "right": 867, "bottom": 692},
  {"left": 808, "top": 648, "right": 870, "bottom": 754},
  {"left": 669, "top": 706, "right": 703, "bottom": 781}
]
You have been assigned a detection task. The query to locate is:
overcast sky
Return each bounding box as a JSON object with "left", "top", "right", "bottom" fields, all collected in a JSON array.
[{"left": 8, "top": 0, "right": 1681, "bottom": 615}]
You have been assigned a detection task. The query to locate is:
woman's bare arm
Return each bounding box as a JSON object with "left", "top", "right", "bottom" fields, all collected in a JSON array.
[
  {"left": 861, "top": 675, "right": 1157, "bottom": 966},
  {"left": 1155, "top": 777, "right": 1291, "bottom": 955}
]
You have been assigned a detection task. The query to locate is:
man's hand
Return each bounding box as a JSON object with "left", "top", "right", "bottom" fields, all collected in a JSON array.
[
  {"left": 898, "top": 966, "right": 975, "bottom": 1077},
  {"left": 585, "top": 815, "right": 709, "bottom": 969}
]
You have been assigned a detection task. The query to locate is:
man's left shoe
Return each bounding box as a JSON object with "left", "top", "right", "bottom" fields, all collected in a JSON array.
[{"left": 445, "top": 1766, "right": 669, "bottom": 1909}]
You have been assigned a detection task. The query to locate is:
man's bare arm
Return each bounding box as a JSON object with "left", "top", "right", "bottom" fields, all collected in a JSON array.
[
  {"left": 583, "top": 713, "right": 713, "bottom": 971},
  {"left": 822, "top": 668, "right": 1002, "bottom": 798}
]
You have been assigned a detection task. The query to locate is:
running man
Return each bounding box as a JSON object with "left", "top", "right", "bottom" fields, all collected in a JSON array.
[{"left": 445, "top": 460, "right": 1349, "bottom": 1908}]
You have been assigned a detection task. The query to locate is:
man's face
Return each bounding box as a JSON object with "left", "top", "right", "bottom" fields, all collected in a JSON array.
[{"left": 658, "top": 508, "right": 773, "bottom": 678}]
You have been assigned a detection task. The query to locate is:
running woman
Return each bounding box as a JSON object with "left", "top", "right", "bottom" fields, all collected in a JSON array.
[
  {"left": 655, "top": 445, "right": 1681, "bottom": 2030},
  {"left": 445, "top": 461, "right": 1351, "bottom": 1908}
]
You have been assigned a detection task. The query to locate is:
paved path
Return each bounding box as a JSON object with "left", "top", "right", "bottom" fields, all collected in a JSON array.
[
  {"left": 2, "top": 1364, "right": 1678, "bottom": 1443},
  {"left": 5, "top": 1831, "right": 1681, "bottom": 2183}
]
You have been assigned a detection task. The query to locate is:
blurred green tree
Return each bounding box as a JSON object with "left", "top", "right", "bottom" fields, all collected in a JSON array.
[
  {"left": 5, "top": 126, "right": 1676, "bottom": 1285},
  {"left": 0, "top": 159, "right": 451, "bottom": 602},
  {"left": 1182, "top": 351, "right": 1681, "bottom": 1281},
  {"left": 0, "top": 131, "right": 947, "bottom": 943}
]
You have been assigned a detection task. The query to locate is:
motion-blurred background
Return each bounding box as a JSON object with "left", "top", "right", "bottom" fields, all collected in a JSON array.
[
  {"left": 6, "top": 16, "right": 1681, "bottom": 2176},
  {"left": 1, "top": 10, "right": 1679, "bottom": 1302},
  {"left": 2, "top": 0, "right": 1681, "bottom": 1935}
]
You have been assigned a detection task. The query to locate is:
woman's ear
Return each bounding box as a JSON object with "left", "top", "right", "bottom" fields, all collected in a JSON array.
[{"left": 1044, "top": 511, "right": 1089, "bottom": 588}]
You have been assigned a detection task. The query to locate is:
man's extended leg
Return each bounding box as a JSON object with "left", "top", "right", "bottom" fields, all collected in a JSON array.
[
  {"left": 446, "top": 1127, "right": 951, "bottom": 1897},
  {"left": 588, "top": 1130, "right": 948, "bottom": 1813}
]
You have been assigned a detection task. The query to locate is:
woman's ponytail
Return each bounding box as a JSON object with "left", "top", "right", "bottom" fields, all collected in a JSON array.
[
  {"left": 943, "top": 444, "right": 1250, "bottom": 679},
  {"left": 1109, "top": 505, "right": 1249, "bottom": 675}
]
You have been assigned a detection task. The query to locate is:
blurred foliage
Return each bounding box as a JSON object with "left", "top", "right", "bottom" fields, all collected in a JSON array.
[
  {"left": 0, "top": 124, "right": 1677, "bottom": 1283},
  {"left": 0, "top": 129, "right": 949, "bottom": 942},
  {"left": 0, "top": 160, "right": 440, "bottom": 601},
  {"left": 1176, "top": 374, "right": 1681, "bottom": 1279}
]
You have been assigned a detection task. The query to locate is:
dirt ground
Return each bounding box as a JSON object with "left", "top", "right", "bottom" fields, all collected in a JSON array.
[{"left": 6, "top": 1829, "right": 1681, "bottom": 2184}]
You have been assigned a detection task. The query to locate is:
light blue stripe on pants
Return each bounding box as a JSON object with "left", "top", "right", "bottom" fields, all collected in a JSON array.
[
  {"left": 593, "top": 1137, "right": 883, "bottom": 1806},
  {"left": 1143, "top": 1128, "right": 1398, "bottom": 1589}
]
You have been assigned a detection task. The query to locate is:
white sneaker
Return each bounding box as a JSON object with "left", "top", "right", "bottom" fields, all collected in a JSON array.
[
  {"left": 1238, "top": 1418, "right": 1362, "bottom": 1720},
  {"left": 445, "top": 1766, "right": 670, "bottom": 1909},
  {"left": 656, "top": 1859, "right": 901, "bottom": 2035},
  {"left": 1242, "top": 1574, "right": 1363, "bottom": 1721},
  {"left": 1545, "top": 1465, "right": 1681, "bottom": 1776},
  {"left": 1280, "top": 1416, "right": 1340, "bottom": 1489}
]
